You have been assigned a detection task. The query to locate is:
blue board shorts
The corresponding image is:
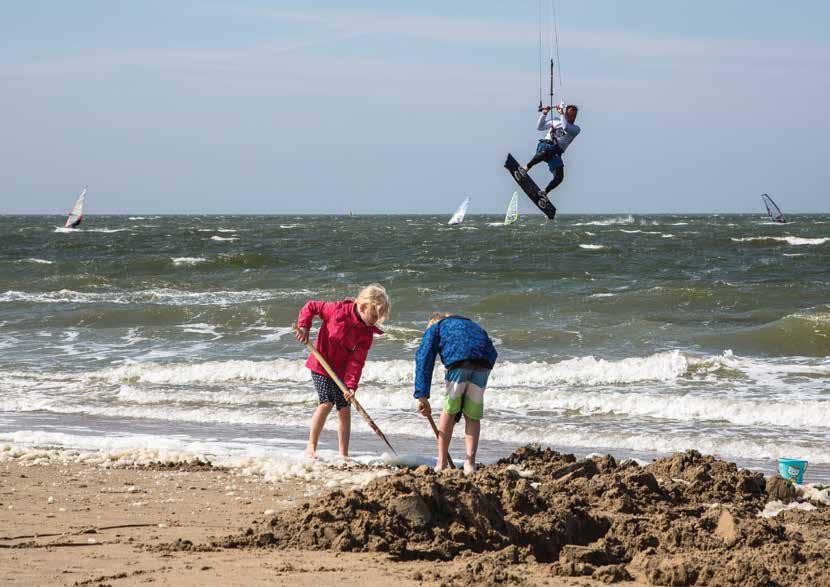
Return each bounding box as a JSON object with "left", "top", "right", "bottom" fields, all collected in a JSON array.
[
  {"left": 536, "top": 140, "right": 563, "bottom": 172},
  {"left": 443, "top": 367, "right": 491, "bottom": 421}
]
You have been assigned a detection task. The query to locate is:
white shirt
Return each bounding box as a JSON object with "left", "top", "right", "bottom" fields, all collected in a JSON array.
[{"left": 537, "top": 111, "right": 580, "bottom": 152}]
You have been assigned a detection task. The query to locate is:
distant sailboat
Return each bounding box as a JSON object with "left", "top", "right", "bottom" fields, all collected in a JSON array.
[
  {"left": 448, "top": 197, "right": 470, "bottom": 226},
  {"left": 504, "top": 192, "right": 519, "bottom": 225},
  {"left": 761, "top": 193, "right": 786, "bottom": 224},
  {"left": 64, "top": 187, "right": 87, "bottom": 228}
]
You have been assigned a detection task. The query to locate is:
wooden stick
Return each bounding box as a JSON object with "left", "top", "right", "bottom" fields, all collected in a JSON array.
[
  {"left": 426, "top": 413, "right": 456, "bottom": 469},
  {"left": 292, "top": 324, "right": 397, "bottom": 455}
]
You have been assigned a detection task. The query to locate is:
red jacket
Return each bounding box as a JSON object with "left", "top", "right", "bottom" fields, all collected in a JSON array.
[{"left": 297, "top": 299, "right": 383, "bottom": 390}]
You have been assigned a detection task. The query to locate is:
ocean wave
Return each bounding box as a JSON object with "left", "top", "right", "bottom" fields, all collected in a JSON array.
[
  {"left": 579, "top": 244, "right": 605, "bottom": 250},
  {"left": 171, "top": 257, "right": 208, "bottom": 266},
  {"left": 0, "top": 288, "right": 293, "bottom": 306},
  {"left": 86, "top": 351, "right": 691, "bottom": 388},
  {"left": 210, "top": 235, "right": 239, "bottom": 242},
  {"left": 53, "top": 227, "right": 131, "bottom": 234},
  {"left": 731, "top": 236, "right": 828, "bottom": 246},
  {"left": 701, "top": 311, "right": 830, "bottom": 357},
  {"left": 572, "top": 215, "right": 634, "bottom": 227},
  {"left": 19, "top": 258, "right": 53, "bottom": 265}
]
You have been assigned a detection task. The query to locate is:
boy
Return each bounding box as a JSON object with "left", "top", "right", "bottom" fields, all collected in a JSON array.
[{"left": 413, "top": 313, "right": 498, "bottom": 473}]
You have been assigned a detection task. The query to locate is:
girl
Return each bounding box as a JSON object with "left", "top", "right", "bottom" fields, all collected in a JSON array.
[
  {"left": 413, "top": 313, "right": 498, "bottom": 474},
  {"left": 295, "top": 284, "right": 390, "bottom": 459}
]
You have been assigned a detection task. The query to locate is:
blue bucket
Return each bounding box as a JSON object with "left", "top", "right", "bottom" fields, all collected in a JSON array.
[{"left": 778, "top": 458, "right": 808, "bottom": 484}]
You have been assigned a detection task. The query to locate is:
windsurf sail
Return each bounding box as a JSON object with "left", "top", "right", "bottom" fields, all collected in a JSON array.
[
  {"left": 761, "top": 193, "right": 786, "bottom": 224},
  {"left": 64, "top": 187, "right": 87, "bottom": 228},
  {"left": 448, "top": 197, "right": 470, "bottom": 225},
  {"left": 504, "top": 192, "right": 519, "bottom": 225}
]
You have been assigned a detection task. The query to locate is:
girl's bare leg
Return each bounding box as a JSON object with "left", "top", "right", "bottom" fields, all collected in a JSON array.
[
  {"left": 305, "top": 402, "right": 333, "bottom": 458},
  {"left": 336, "top": 406, "right": 351, "bottom": 457}
]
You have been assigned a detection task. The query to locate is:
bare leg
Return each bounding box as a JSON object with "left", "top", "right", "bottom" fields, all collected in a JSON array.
[
  {"left": 464, "top": 416, "right": 481, "bottom": 474},
  {"left": 336, "top": 406, "right": 351, "bottom": 457},
  {"left": 436, "top": 411, "right": 456, "bottom": 470},
  {"left": 306, "top": 402, "right": 333, "bottom": 458}
]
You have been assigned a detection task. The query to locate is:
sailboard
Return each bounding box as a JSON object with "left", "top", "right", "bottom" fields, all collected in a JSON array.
[
  {"left": 761, "top": 193, "right": 786, "bottom": 224},
  {"left": 504, "top": 192, "right": 519, "bottom": 225},
  {"left": 64, "top": 187, "right": 87, "bottom": 228},
  {"left": 448, "top": 197, "right": 470, "bottom": 225}
]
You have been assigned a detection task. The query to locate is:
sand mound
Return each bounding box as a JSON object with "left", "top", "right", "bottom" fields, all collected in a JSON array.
[{"left": 226, "top": 446, "right": 829, "bottom": 585}]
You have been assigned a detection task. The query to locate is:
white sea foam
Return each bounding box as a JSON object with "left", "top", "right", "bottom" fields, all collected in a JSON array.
[
  {"left": 0, "top": 433, "right": 392, "bottom": 487},
  {"left": 210, "top": 235, "right": 239, "bottom": 242},
  {"left": 0, "top": 288, "right": 291, "bottom": 306},
  {"left": 572, "top": 215, "right": 634, "bottom": 227},
  {"left": 579, "top": 244, "right": 605, "bottom": 250},
  {"left": 759, "top": 500, "right": 816, "bottom": 518},
  {"left": 172, "top": 257, "right": 208, "bottom": 266},
  {"left": 731, "top": 236, "right": 828, "bottom": 246},
  {"left": 83, "top": 351, "right": 691, "bottom": 388},
  {"left": 20, "top": 258, "right": 53, "bottom": 265}
]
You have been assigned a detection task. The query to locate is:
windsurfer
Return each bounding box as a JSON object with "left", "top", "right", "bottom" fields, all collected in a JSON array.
[{"left": 515, "top": 104, "right": 580, "bottom": 197}]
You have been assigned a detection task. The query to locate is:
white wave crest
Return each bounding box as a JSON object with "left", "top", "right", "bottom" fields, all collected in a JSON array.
[
  {"left": 731, "top": 236, "right": 828, "bottom": 246},
  {"left": 0, "top": 288, "right": 291, "bottom": 306},
  {"left": 579, "top": 244, "right": 605, "bottom": 250},
  {"left": 210, "top": 236, "right": 239, "bottom": 242},
  {"left": 19, "top": 258, "right": 53, "bottom": 265},
  {"left": 91, "top": 351, "right": 690, "bottom": 388},
  {"left": 172, "top": 257, "right": 208, "bottom": 266},
  {"left": 573, "top": 215, "right": 634, "bottom": 227}
]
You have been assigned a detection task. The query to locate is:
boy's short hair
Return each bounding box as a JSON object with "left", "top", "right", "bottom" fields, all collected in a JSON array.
[
  {"left": 355, "top": 283, "right": 390, "bottom": 325},
  {"left": 427, "top": 312, "right": 452, "bottom": 328},
  {"left": 566, "top": 104, "right": 578, "bottom": 115}
]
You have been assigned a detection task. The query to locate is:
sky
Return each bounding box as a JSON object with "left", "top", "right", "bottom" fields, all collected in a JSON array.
[{"left": 1, "top": 1, "right": 829, "bottom": 214}]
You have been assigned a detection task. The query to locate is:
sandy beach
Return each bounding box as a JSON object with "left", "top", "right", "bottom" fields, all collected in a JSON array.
[{"left": 2, "top": 447, "right": 828, "bottom": 586}]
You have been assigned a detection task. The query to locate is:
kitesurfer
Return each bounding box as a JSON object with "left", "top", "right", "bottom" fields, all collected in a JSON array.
[{"left": 516, "top": 104, "right": 580, "bottom": 197}]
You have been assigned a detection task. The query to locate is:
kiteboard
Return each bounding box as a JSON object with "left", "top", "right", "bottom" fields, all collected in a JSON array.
[{"left": 504, "top": 154, "right": 556, "bottom": 220}]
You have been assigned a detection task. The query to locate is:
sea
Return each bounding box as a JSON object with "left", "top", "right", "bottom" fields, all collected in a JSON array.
[{"left": 1, "top": 214, "right": 829, "bottom": 481}]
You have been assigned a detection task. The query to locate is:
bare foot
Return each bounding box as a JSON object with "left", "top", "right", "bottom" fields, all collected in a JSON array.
[
  {"left": 463, "top": 459, "right": 476, "bottom": 475},
  {"left": 304, "top": 447, "right": 317, "bottom": 460}
]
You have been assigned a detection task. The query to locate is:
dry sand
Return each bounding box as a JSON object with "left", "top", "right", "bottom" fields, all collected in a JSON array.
[{"left": 2, "top": 447, "right": 827, "bottom": 586}]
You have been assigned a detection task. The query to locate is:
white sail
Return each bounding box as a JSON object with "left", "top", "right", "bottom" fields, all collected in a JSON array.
[
  {"left": 64, "top": 187, "right": 87, "bottom": 228},
  {"left": 448, "top": 197, "right": 470, "bottom": 225},
  {"left": 504, "top": 192, "right": 519, "bottom": 225}
]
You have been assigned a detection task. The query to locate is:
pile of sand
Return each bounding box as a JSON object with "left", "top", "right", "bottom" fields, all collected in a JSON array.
[{"left": 225, "top": 446, "right": 830, "bottom": 586}]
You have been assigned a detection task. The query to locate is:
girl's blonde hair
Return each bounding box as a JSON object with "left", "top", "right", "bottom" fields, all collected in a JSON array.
[
  {"left": 427, "top": 312, "right": 452, "bottom": 328},
  {"left": 355, "top": 283, "right": 391, "bottom": 325}
]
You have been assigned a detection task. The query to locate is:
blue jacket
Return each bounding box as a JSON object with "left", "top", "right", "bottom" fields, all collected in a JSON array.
[{"left": 413, "top": 316, "right": 498, "bottom": 399}]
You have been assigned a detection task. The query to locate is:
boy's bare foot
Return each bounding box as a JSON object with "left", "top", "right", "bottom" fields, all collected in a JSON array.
[
  {"left": 435, "top": 462, "right": 447, "bottom": 472},
  {"left": 463, "top": 459, "right": 476, "bottom": 475},
  {"left": 304, "top": 447, "right": 317, "bottom": 459}
]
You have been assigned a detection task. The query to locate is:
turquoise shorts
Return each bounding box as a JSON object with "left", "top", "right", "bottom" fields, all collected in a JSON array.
[{"left": 443, "top": 367, "right": 490, "bottom": 420}]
